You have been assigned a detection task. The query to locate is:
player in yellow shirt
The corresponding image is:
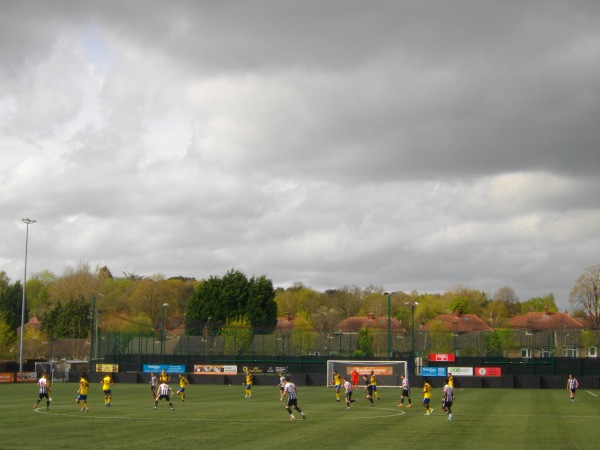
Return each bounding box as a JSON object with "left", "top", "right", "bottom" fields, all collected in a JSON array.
[
  {"left": 370, "top": 371, "right": 380, "bottom": 400},
  {"left": 101, "top": 373, "right": 114, "bottom": 406},
  {"left": 76, "top": 373, "right": 90, "bottom": 412},
  {"left": 244, "top": 370, "right": 254, "bottom": 398},
  {"left": 176, "top": 374, "right": 189, "bottom": 402},
  {"left": 422, "top": 379, "right": 434, "bottom": 415},
  {"left": 331, "top": 370, "right": 343, "bottom": 402},
  {"left": 160, "top": 369, "right": 170, "bottom": 383},
  {"left": 448, "top": 374, "right": 454, "bottom": 388}
]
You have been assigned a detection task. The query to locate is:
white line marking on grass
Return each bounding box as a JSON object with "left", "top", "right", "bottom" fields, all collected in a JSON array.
[
  {"left": 32, "top": 406, "right": 405, "bottom": 422},
  {"left": 585, "top": 390, "right": 597, "bottom": 397}
]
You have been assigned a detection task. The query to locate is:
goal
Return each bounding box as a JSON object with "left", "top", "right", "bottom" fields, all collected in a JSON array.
[
  {"left": 35, "top": 362, "right": 65, "bottom": 383},
  {"left": 326, "top": 360, "right": 407, "bottom": 388}
]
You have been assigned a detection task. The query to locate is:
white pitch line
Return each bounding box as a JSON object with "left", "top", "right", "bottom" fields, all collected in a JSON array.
[
  {"left": 585, "top": 390, "right": 598, "bottom": 397},
  {"left": 32, "top": 406, "right": 405, "bottom": 422}
]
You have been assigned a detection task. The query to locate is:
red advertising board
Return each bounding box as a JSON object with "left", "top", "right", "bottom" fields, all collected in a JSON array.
[
  {"left": 0, "top": 373, "right": 14, "bottom": 383},
  {"left": 428, "top": 353, "right": 455, "bottom": 362},
  {"left": 475, "top": 367, "right": 502, "bottom": 376}
]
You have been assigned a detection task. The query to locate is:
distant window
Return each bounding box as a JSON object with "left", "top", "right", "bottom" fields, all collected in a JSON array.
[
  {"left": 521, "top": 348, "right": 532, "bottom": 358},
  {"left": 563, "top": 346, "right": 578, "bottom": 358},
  {"left": 588, "top": 347, "right": 597, "bottom": 358},
  {"left": 540, "top": 349, "right": 554, "bottom": 358}
]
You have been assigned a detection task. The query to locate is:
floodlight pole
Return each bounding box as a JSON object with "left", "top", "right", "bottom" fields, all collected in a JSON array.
[
  {"left": 161, "top": 303, "right": 169, "bottom": 357},
  {"left": 405, "top": 301, "right": 419, "bottom": 360},
  {"left": 89, "top": 295, "right": 96, "bottom": 371},
  {"left": 386, "top": 293, "right": 392, "bottom": 360},
  {"left": 19, "top": 218, "right": 36, "bottom": 372}
]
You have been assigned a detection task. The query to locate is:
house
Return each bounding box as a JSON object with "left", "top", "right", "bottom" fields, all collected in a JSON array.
[
  {"left": 335, "top": 312, "right": 406, "bottom": 334},
  {"left": 276, "top": 312, "right": 296, "bottom": 331},
  {"left": 508, "top": 307, "right": 587, "bottom": 358},
  {"left": 419, "top": 309, "right": 494, "bottom": 333},
  {"left": 509, "top": 307, "right": 584, "bottom": 332},
  {"left": 16, "top": 315, "right": 42, "bottom": 336}
]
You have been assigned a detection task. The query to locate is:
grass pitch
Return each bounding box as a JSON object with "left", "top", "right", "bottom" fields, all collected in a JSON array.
[{"left": 2, "top": 382, "right": 599, "bottom": 449}]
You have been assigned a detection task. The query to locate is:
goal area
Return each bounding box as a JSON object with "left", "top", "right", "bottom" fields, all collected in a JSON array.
[
  {"left": 326, "top": 360, "right": 407, "bottom": 388},
  {"left": 35, "top": 362, "right": 66, "bottom": 383}
]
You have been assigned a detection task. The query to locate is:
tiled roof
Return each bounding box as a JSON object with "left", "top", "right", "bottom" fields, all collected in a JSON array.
[
  {"left": 420, "top": 310, "right": 494, "bottom": 333},
  {"left": 17, "top": 315, "right": 42, "bottom": 334},
  {"left": 335, "top": 313, "right": 407, "bottom": 333},
  {"left": 509, "top": 310, "right": 583, "bottom": 331},
  {"left": 276, "top": 313, "right": 296, "bottom": 331}
]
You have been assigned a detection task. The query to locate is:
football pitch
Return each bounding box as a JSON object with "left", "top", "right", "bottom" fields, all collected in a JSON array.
[{"left": 2, "top": 382, "right": 599, "bottom": 449}]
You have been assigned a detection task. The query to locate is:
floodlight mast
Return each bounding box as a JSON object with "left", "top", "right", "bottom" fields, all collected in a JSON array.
[{"left": 19, "top": 218, "right": 36, "bottom": 372}]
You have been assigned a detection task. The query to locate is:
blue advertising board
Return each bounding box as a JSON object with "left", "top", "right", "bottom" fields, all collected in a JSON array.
[
  {"left": 142, "top": 364, "right": 185, "bottom": 374},
  {"left": 421, "top": 366, "right": 447, "bottom": 377}
]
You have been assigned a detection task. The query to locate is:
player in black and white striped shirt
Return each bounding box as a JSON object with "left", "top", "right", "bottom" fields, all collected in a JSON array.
[
  {"left": 154, "top": 382, "right": 174, "bottom": 410},
  {"left": 34, "top": 373, "right": 51, "bottom": 411},
  {"left": 283, "top": 377, "right": 306, "bottom": 421},
  {"left": 567, "top": 374, "right": 579, "bottom": 402}
]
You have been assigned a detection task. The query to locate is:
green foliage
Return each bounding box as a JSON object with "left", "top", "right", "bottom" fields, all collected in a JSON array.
[
  {"left": 448, "top": 296, "right": 468, "bottom": 315},
  {"left": 580, "top": 330, "right": 599, "bottom": 350},
  {"left": 0, "top": 271, "right": 9, "bottom": 291},
  {"left": 289, "top": 312, "right": 315, "bottom": 354},
  {"left": 41, "top": 297, "right": 90, "bottom": 339},
  {"left": 484, "top": 331, "right": 504, "bottom": 355},
  {"left": 185, "top": 269, "right": 277, "bottom": 335},
  {"left": 0, "top": 280, "right": 25, "bottom": 331},
  {"left": 221, "top": 317, "right": 254, "bottom": 355},
  {"left": 104, "top": 312, "right": 155, "bottom": 333},
  {"left": 23, "top": 327, "right": 47, "bottom": 359},
  {"left": 246, "top": 275, "right": 277, "bottom": 333},
  {"left": 0, "top": 313, "right": 16, "bottom": 356},
  {"left": 521, "top": 294, "right": 558, "bottom": 313},
  {"left": 275, "top": 284, "right": 323, "bottom": 317},
  {"left": 358, "top": 328, "right": 373, "bottom": 357}
]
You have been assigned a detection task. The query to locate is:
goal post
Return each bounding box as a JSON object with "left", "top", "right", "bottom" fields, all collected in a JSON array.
[
  {"left": 35, "top": 362, "right": 65, "bottom": 383},
  {"left": 326, "top": 360, "right": 407, "bottom": 388}
]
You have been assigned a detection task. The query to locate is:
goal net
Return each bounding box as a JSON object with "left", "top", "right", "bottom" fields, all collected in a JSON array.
[
  {"left": 35, "top": 362, "right": 65, "bottom": 383},
  {"left": 326, "top": 360, "right": 407, "bottom": 388}
]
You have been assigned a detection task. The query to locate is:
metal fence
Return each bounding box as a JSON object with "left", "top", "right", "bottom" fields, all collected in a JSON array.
[{"left": 96, "top": 328, "right": 600, "bottom": 360}]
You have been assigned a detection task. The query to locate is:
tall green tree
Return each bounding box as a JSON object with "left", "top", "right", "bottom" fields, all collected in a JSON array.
[
  {"left": 41, "top": 297, "right": 90, "bottom": 339},
  {"left": 246, "top": 275, "right": 277, "bottom": 333},
  {"left": 185, "top": 269, "right": 277, "bottom": 335},
  {"left": 0, "top": 280, "right": 26, "bottom": 332},
  {"left": 521, "top": 294, "right": 558, "bottom": 313},
  {"left": 0, "top": 313, "right": 16, "bottom": 357}
]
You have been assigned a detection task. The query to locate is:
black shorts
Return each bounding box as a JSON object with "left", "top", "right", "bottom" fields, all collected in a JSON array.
[
  {"left": 38, "top": 393, "right": 49, "bottom": 400},
  {"left": 287, "top": 398, "right": 298, "bottom": 408},
  {"left": 158, "top": 395, "right": 171, "bottom": 401},
  {"left": 442, "top": 400, "right": 453, "bottom": 408},
  {"left": 402, "top": 389, "right": 410, "bottom": 397}
]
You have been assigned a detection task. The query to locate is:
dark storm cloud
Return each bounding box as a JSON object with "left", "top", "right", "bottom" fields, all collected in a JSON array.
[{"left": 1, "top": 1, "right": 599, "bottom": 309}]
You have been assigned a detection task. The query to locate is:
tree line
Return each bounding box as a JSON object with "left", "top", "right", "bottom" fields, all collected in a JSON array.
[{"left": 1, "top": 262, "right": 599, "bottom": 359}]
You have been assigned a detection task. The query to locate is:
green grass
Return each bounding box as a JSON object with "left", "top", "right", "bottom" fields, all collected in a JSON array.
[{"left": 2, "top": 382, "right": 599, "bottom": 449}]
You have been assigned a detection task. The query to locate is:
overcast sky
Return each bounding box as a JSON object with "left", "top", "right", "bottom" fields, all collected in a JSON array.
[{"left": 1, "top": 1, "right": 599, "bottom": 310}]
